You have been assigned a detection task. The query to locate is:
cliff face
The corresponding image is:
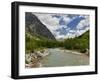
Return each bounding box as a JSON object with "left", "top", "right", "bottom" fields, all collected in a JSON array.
[{"left": 25, "top": 12, "right": 56, "bottom": 40}]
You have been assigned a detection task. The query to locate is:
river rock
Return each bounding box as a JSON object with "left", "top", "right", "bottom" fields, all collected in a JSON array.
[{"left": 25, "top": 49, "right": 49, "bottom": 68}]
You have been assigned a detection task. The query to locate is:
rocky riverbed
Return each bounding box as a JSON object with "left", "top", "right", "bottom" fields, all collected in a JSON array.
[
  {"left": 25, "top": 49, "right": 49, "bottom": 68},
  {"left": 25, "top": 48, "right": 89, "bottom": 68}
]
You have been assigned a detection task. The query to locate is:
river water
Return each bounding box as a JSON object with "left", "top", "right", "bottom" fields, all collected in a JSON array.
[{"left": 40, "top": 48, "right": 89, "bottom": 67}]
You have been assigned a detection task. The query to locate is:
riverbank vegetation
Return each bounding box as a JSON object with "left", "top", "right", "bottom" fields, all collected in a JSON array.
[
  {"left": 25, "top": 31, "right": 89, "bottom": 67},
  {"left": 26, "top": 30, "right": 89, "bottom": 54}
]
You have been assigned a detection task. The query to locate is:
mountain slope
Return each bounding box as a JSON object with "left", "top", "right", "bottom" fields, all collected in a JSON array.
[
  {"left": 25, "top": 12, "right": 56, "bottom": 40},
  {"left": 64, "top": 30, "right": 89, "bottom": 53}
]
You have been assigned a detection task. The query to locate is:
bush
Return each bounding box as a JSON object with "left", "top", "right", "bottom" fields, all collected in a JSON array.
[{"left": 80, "top": 49, "right": 87, "bottom": 53}]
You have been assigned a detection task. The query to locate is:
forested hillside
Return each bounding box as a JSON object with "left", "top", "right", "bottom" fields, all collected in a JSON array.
[{"left": 26, "top": 30, "right": 89, "bottom": 53}]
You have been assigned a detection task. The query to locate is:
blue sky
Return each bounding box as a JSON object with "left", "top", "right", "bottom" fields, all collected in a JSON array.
[
  {"left": 67, "top": 16, "right": 85, "bottom": 29},
  {"left": 33, "top": 13, "right": 89, "bottom": 39}
]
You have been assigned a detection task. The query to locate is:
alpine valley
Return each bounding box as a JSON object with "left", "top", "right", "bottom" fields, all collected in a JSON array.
[{"left": 25, "top": 12, "right": 89, "bottom": 68}]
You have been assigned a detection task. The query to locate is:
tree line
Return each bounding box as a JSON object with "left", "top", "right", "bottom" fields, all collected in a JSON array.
[{"left": 26, "top": 31, "right": 89, "bottom": 53}]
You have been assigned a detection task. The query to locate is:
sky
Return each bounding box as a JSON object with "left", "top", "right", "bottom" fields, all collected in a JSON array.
[{"left": 33, "top": 13, "right": 89, "bottom": 39}]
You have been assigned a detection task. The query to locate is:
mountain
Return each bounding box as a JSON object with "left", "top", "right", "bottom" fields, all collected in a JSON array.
[
  {"left": 63, "top": 30, "right": 89, "bottom": 53},
  {"left": 25, "top": 12, "right": 56, "bottom": 40}
]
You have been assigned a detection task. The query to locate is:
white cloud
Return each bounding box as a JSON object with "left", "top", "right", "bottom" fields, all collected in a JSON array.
[
  {"left": 32, "top": 13, "right": 89, "bottom": 40},
  {"left": 77, "top": 15, "right": 89, "bottom": 30},
  {"left": 56, "top": 35, "right": 65, "bottom": 39},
  {"left": 62, "top": 16, "right": 72, "bottom": 24},
  {"left": 33, "top": 13, "right": 59, "bottom": 32}
]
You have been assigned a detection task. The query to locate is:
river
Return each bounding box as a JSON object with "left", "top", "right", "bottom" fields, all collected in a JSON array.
[{"left": 40, "top": 48, "right": 89, "bottom": 67}]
